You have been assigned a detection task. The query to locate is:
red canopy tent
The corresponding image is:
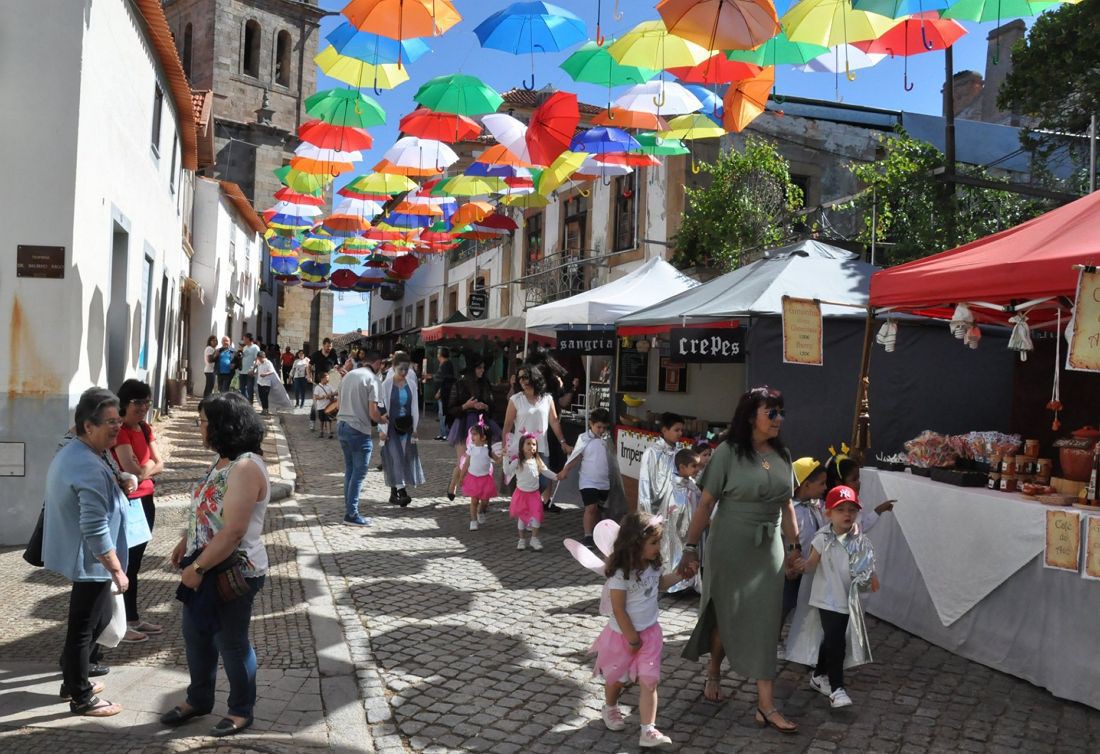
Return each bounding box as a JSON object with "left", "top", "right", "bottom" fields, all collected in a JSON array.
[
  {"left": 870, "top": 190, "right": 1100, "bottom": 326},
  {"left": 421, "top": 315, "right": 554, "bottom": 345}
]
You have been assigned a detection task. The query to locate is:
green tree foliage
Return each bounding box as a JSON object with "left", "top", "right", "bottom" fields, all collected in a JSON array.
[
  {"left": 844, "top": 131, "right": 1048, "bottom": 266},
  {"left": 672, "top": 137, "right": 803, "bottom": 271}
]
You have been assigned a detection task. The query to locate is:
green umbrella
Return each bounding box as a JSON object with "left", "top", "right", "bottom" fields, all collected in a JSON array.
[
  {"left": 305, "top": 88, "right": 386, "bottom": 128},
  {"left": 942, "top": 0, "right": 1057, "bottom": 22},
  {"left": 726, "top": 32, "right": 829, "bottom": 66},
  {"left": 635, "top": 132, "right": 690, "bottom": 156},
  {"left": 560, "top": 40, "right": 659, "bottom": 87},
  {"left": 413, "top": 74, "right": 503, "bottom": 116}
]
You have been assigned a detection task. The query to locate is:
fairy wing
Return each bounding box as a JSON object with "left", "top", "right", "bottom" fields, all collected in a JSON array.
[
  {"left": 563, "top": 538, "right": 606, "bottom": 577},
  {"left": 593, "top": 519, "right": 620, "bottom": 559}
]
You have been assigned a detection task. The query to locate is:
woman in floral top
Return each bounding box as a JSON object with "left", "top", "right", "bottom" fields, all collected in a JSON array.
[{"left": 161, "top": 392, "right": 269, "bottom": 738}]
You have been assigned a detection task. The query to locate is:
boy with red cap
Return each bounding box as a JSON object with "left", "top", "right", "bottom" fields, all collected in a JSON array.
[{"left": 785, "top": 485, "right": 880, "bottom": 710}]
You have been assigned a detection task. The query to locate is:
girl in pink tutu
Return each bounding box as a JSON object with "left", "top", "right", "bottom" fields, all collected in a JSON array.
[
  {"left": 592, "top": 512, "right": 685, "bottom": 749},
  {"left": 456, "top": 424, "right": 501, "bottom": 532},
  {"left": 506, "top": 434, "right": 556, "bottom": 551}
]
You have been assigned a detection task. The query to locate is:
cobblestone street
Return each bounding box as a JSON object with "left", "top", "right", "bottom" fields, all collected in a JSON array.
[{"left": 3, "top": 404, "right": 1100, "bottom": 753}]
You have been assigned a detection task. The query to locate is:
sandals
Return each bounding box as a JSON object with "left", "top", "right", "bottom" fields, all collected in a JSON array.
[
  {"left": 702, "top": 675, "right": 726, "bottom": 704},
  {"left": 121, "top": 628, "right": 148, "bottom": 643},
  {"left": 59, "top": 681, "right": 104, "bottom": 700},
  {"left": 71, "top": 696, "right": 122, "bottom": 717},
  {"left": 755, "top": 707, "right": 799, "bottom": 734}
]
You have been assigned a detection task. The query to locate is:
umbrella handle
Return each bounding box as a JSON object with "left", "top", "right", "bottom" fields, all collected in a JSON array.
[
  {"left": 613, "top": 0, "right": 623, "bottom": 21},
  {"left": 904, "top": 57, "right": 914, "bottom": 91},
  {"left": 921, "top": 23, "right": 934, "bottom": 51},
  {"left": 690, "top": 153, "right": 701, "bottom": 175},
  {"left": 523, "top": 73, "right": 536, "bottom": 91},
  {"left": 602, "top": 175, "right": 612, "bottom": 187},
  {"left": 596, "top": 25, "right": 605, "bottom": 47},
  {"left": 579, "top": 187, "right": 591, "bottom": 197},
  {"left": 607, "top": 103, "right": 615, "bottom": 120},
  {"left": 846, "top": 59, "right": 857, "bottom": 82},
  {"left": 652, "top": 88, "right": 666, "bottom": 108}
]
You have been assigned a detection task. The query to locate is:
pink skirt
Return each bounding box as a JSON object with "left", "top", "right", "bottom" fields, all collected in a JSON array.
[
  {"left": 509, "top": 488, "right": 544, "bottom": 525},
  {"left": 591, "top": 622, "right": 663, "bottom": 687},
  {"left": 462, "top": 472, "right": 497, "bottom": 500}
]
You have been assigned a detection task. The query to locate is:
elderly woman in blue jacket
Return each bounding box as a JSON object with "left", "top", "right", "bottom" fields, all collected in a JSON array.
[{"left": 43, "top": 387, "right": 130, "bottom": 717}]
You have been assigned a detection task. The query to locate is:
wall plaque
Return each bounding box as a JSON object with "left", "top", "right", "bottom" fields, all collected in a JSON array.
[{"left": 16, "top": 245, "right": 65, "bottom": 279}]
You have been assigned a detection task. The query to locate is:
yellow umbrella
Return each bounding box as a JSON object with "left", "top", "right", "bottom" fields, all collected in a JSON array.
[
  {"left": 657, "top": 113, "right": 727, "bottom": 140},
  {"left": 440, "top": 175, "right": 508, "bottom": 196},
  {"left": 346, "top": 172, "right": 418, "bottom": 195},
  {"left": 608, "top": 20, "right": 713, "bottom": 70},
  {"left": 781, "top": 0, "right": 901, "bottom": 48},
  {"left": 500, "top": 192, "right": 551, "bottom": 208},
  {"left": 537, "top": 151, "right": 589, "bottom": 196},
  {"left": 315, "top": 46, "right": 410, "bottom": 89}
]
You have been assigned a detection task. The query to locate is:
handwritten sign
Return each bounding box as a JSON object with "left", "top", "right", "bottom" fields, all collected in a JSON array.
[
  {"left": 1044, "top": 508, "right": 1082, "bottom": 572},
  {"left": 1067, "top": 268, "right": 1100, "bottom": 372},
  {"left": 1083, "top": 515, "right": 1100, "bottom": 581},
  {"left": 669, "top": 327, "right": 745, "bottom": 363},
  {"left": 782, "top": 296, "right": 823, "bottom": 365}
]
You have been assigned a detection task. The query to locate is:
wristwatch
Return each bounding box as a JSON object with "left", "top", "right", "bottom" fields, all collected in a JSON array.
[
  {"left": 683, "top": 544, "right": 698, "bottom": 553},
  {"left": 193, "top": 562, "right": 206, "bottom": 576},
  {"left": 786, "top": 543, "right": 802, "bottom": 553}
]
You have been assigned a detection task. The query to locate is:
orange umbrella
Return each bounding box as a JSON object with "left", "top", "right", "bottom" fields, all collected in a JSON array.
[
  {"left": 393, "top": 201, "right": 443, "bottom": 216},
  {"left": 343, "top": 0, "right": 462, "bottom": 39},
  {"left": 374, "top": 158, "right": 443, "bottom": 177},
  {"left": 594, "top": 152, "right": 663, "bottom": 168},
  {"left": 451, "top": 200, "right": 495, "bottom": 227},
  {"left": 476, "top": 143, "right": 536, "bottom": 169},
  {"left": 290, "top": 156, "right": 355, "bottom": 176},
  {"left": 722, "top": 66, "right": 774, "bottom": 133},
  {"left": 591, "top": 108, "right": 670, "bottom": 131},
  {"left": 657, "top": 0, "right": 780, "bottom": 52}
]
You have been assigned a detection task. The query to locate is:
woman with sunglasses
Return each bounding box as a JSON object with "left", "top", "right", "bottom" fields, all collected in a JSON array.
[
  {"left": 378, "top": 351, "right": 425, "bottom": 506},
  {"left": 502, "top": 364, "right": 572, "bottom": 507},
  {"left": 677, "top": 387, "right": 802, "bottom": 734},
  {"left": 111, "top": 379, "right": 165, "bottom": 643},
  {"left": 445, "top": 356, "right": 499, "bottom": 499}
]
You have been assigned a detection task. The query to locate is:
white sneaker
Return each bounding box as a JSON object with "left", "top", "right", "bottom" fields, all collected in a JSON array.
[
  {"left": 776, "top": 644, "right": 786, "bottom": 660},
  {"left": 477, "top": 512, "right": 487, "bottom": 524},
  {"left": 829, "top": 687, "right": 852, "bottom": 708},
  {"left": 601, "top": 705, "right": 626, "bottom": 731},
  {"left": 809, "top": 673, "right": 832, "bottom": 697},
  {"left": 529, "top": 536, "right": 543, "bottom": 551},
  {"left": 639, "top": 727, "right": 672, "bottom": 748},
  {"left": 516, "top": 538, "right": 526, "bottom": 551},
  {"left": 469, "top": 521, "right": 479, "bottom": 531}
]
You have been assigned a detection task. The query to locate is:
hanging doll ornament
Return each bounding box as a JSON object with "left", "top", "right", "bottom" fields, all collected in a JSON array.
[
  {"left": 1047, "top": 309, "right": 1064, "bottom": 431},
  {"left": 949, "top": 303, "right": 974, "bottom": 339},
  {"left": 875, "top": 319, "right": 898, "bottom": 352},
  {"left": 1007, "top": 312, "right": 1034, "bottom": 361}
]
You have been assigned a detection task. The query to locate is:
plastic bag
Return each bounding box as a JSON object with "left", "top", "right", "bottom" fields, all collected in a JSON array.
[{"left": 95, "top": 591, "right": 127, "bottom": 648}]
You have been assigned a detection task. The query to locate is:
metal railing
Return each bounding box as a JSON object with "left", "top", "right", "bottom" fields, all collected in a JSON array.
[{"left": 522, "top": 248, "right": 601, "bottom": 308}]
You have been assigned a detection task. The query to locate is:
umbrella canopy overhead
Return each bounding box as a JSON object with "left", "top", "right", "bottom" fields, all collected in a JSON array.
[
  {"left": 482, "top": 113, "right": 533, "bottom": 164},
  {"left": 315, "top": 47, "right": 410, "bottom": 88},
  {"left": 298, "top": 120, "right": 374, "bottom": 151},
  {"left": 667, "top": 53, "right": 763, "bottom": 84},
  {"left": 795, "top": 44, "right": 886, "bottom": 73},
  {"left": 326, "top": 23, "right": 433, "bottom": 64},
  {"left": 343, "top": 0, "right": 463, "bottom": 39},
  {"left": 727, "top": 30, "right": 829, "bottom": 65},
  {"left": 613, "top": 80, "right": 704, "bottom": 115},
  {"left": 609, "top": 20, "right": 714, "bottom": 70},
  {"left": 657, "top": 0, "right": 780, "bottom": 52},
  {"left": 570, "top": 126, "right": 642, "bottom": 154},
  {"left": 399, "top": 108, "right": 482, "bottom": 142},
  {"left": 474, "top": 1, "right": 587, "bottom": 54},
  {"left": 560, "top": 40, "right": 660, "bottom": 86},
  {"left": 723, "top": 66, "right": 774, "bottom": 132},
  {"left": 305, "top": 88, "right": 386, "bottom": 128},
  {"left": 414, "top": 73, "right": 504, "bottom": 115},
  {"left": 781, "top": 0, "right": 901, "bottom": 48},
  {"left": 527, "top": 91, "right": 580, "bottom": 167}
]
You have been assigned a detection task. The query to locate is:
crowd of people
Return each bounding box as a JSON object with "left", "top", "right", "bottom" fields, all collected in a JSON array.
[{"left": 34, "top": 337, "right": 894, "bottom": 747}]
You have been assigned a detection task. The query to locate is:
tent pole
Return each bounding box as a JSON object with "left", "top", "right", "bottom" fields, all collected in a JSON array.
[
  {"left": 850, "top": 307, "right": 876, "bottom": 464},
  {"left": 523, "top": 326, "right": 529, "bottom": 360},
  {"left": 584, "top": 354, "right": 592, "bottom": 424}
]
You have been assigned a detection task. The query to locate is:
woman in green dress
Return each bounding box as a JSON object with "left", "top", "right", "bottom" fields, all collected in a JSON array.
[{"left": 678, "top": 386, "right": 802, "bottom": 734}]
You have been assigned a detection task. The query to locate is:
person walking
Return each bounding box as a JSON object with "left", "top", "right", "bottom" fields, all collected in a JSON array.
[
  {"left": 44, "top": 387, "right": 130, "bottom": 717},
  {"left": 430, "top": 347, "right": 456, "bottom": 440},
  {"left": 336, "top": 350, "right": 385, "bottom": 527},
  {"left": 202, "top": 335, "right": 218, "bottom": 399},
  {"left": 254, "top": 351, "right": 278, "bottom": 415},
  {"left": 161, "top": 392, "right": 269, "bottom": 738},
  {"left": 501, "top": 364, "right": 572, "bottom": 506},
  {"left": 214, "top": 337, "right": 235, "bottom": 394},
  {"left": 111, "top": 379, "right": 165, "bottom": 643},
  {"left": 378, "top": 351, "right": 425, "bottom": 507},
  {"left": 280, "top": 346, "right": 295, "bottom": 388},
  {"left": 290, "top": 350, "right": 311, "bottom": 408},
  {"left": 444, "top": 357, "right": 498, "bottom": 499},
  {"left": 308, "top": 338, "right": 338, "bottom": 431},
  {"left": 677, "top": 386, "right": 801, "bottom": 733},
  {"left": 237, "top": 333, "right": 261, "bottom": 404}
]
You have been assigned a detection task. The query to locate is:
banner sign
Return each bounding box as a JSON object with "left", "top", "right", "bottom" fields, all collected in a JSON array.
[
  {"left": 1067, "top": 268, "right": 1100, "bottom": 372},
  {"left": 615, "top": 425, "right": 691, "bottom": 479},
  {"left": 670, "top": 327, "right": 745, "bottom": 363},
  {"left": 557, "top": 329, "right": 616, "bottom": 355},
  {"left": 782, "top": 296, "right": 823, "bottom": 366},
  {"left": 1044, "top": 508, "right": 1082, "bottom": 572},
  {"left": 1083, "top": 515, "right": 1100, "bottom": 580}
]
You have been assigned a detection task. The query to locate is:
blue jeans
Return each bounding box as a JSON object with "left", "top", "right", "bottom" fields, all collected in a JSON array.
[
  {"left": 238, "top": 373, "right": 255, "bottom": 402},
  {"left": 293, "top": 377, "right": 309, "bottom": 407},
  {"left": 338, "top": 421, "right": 373, "bottom": 518},
  {"left": 437, "top": 400, "right": 449, "bottom": 437},
  {"left": 182, "top": 576, "right": 264, "bottom": 718}
]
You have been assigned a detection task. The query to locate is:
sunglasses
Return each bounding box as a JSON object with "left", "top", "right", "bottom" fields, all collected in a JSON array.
[{"left": 767, "top": 408, "right": 786, "bottom": 420}]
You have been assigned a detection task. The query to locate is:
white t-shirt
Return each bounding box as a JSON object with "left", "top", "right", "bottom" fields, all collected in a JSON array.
[
  {"left": 579, "top": 433, "right": 610, "bottom": 491},
  {"left": 466, "top": 444, "right": 493, "bottom": 477},
  {"left": 203, "top": 346, "right": 215, "bottom": 374},
  {"left": 607, "top": 566, "right": 660, "bottom": 633},
  {"left": 313, "top": 382, "right": 336, "bottom": 411},
  {"left": 510, "top": 392, "right": 553, "bottom": 456},
  {"left": 239, "top": 343, "right": 261, "bottom": 374},
  {"left": 290, "top": 357, "right": 310, "bottom": 379},
  {"left": 809, "top": 527, "right": 853, "bottom": 614},
  {"left": 507, "top": 457, "right": 556, "bottom": 491},
  {"left": 255, "top": 359, "right": 278, "bottom": 387}
]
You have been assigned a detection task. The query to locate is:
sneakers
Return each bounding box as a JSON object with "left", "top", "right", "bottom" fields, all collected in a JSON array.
[
  {"left": 809, "top": 673, "right": 832, "bottom": 698},
  {"left": 829, "top": 687, "right": 852, "bottom": 708},
  {"left": 343, "top": 514, "right": 373, "bottom": 527},
  {"left": 639, "top": 726, "right": 672, "bottom": 748},
  {"left": 529, "top": 536, "right": 544, "bottom": 551},
  {"left": 601, "top": 705, "right": 626, "bottom": 731},
  {"left": 477, "top": 512, "right": 487, "bottom": 524},
  {"left": 516, "top": 538, "right": 526, "bottom": 551},
  {"left": 469, "top": 521, "right": 479, "bottom": 531},
  {"left": 309, "top": 423, "right": 315, "bottom": 431}
]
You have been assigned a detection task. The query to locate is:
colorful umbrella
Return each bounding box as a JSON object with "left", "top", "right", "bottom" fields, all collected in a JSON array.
[
  {"left": 451, "top": 201, "right": 495, "bottom": 226},
  {"left": 609, "top": 20, "right": 713, "bottom": 70},
  {"left": 413, "top": 74, "right": 504, "bottom": 116},
  {"left": 441, "top": 175, "right": 508, "bottom": 196},
  {"left": 315, "top": 47, "right": 410, "bottom": 90},
  {"left": 482, "top": 113, "right": 533, "bottom": 164},
  {"left": 475, "top": 1, "right": 587, "bottom": 88},
  {"left": 942, "top": 0, "right": 1054, "bottom": 22},
  {"left": 500, "top": 192, "right": 552, "bottom": 208},
  {"left": 305, "top": 88, "right": 386, "bottom": 128},
  {"left": 326, "top": 23, "right": 432, "bottom": 64},
  {"left": 345, "top": 172, "right": 418, "bottom": 195},
  {"left": 722, "top": 66, "right": 774, "bottom": 133},
  {"left": 399, "top": 107, "right": 482, "bottom": 142},
  {"left": 526, "top": 91, "right": 580, "bottom": 167},
  {"left": 727, "top": 31, "right": 829, "bottom": 65},
  {"left": 290, "top": 156, "right": 355, "bottom": 177},
  {"left": 657, "top": 0, "right": 780, "bottom": 52},
  {"left": 293, "top": 143, "right": 363, "bottom": 164},
  {"left": 635, "top": 132, "right": 691, "bottom": 155},
  {"left": 681, "top": 83, "right": 724, "bottom": 122},
  {"left": 382, "top": 136, "right": 459, "bottom": 171},
  {"left": 343, "top": 0, "right": 463, "bottom": 40},
  {"left": 795, "top": 44, "right": 886, "bottom": 74},
  {"left": 466, "top": 161, "right": 532, "bottom": 178},
  {"left": 851, "top": 0, "right": 948, "bottom": 18},
  {"left": 613, "top": 80, "right": 704, "bottom": 115},
  {"left": 591, "top": 108, "right": 670, "bottom": 131},
  {"left": 334, "top": 197, "right": 386, "bottom": 218},
  {"left": 274, "top": 187, "right": 325, "bottom": 206},
  {"left": 855, "top": 13, "right": 967, "bottom": 89},
  {"left": 270, "top": 201, "right": 323, "bottom": 217},
  {"left": 560, "top": 41, "right": 659, "bottom": 86},
  {"left": 276, "top": 165, "right": 333, "bottom": 194},
  {"left": 374, "top": 159, "right": 443, "bottom": 177},
  {"left": 476, "top": 143, "right": 536, "bottom": 168},
  {"left": 298, "top": 120, "right": 374, "bottom": 151},
  {"left": 577, "top": 156, "right": 634, "bottom": 177},
  {"left": 657, "top": 113, "right": 727, "bottom": 140},
  {"left": 781, "top": 0, "right": 901, "bottom": 49},
  {"left": 667, "top": 53, "right": 763, "bottom": 84},
  {"left": 570, "top": 127, "right": 642, "bottom": 154},
  {"left": 535, "top": 151, "right": 589, "bottom": 196},
  {"left": 594, "top": 152, "right": 663, "bottom": 168}
]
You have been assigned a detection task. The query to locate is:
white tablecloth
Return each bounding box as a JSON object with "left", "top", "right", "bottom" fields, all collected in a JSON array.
[{"left": 861, "top": 468, "right": 1100, "bottom": 710}]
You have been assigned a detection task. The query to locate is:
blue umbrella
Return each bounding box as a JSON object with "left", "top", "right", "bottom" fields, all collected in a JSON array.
[
  {"left": 326, "top": 23, "right": 431, "bottom": 65},
  {"left": 466, "top": 161, "right": 529, "bottom": 178},
  {"left": 569, "top": 127, "right": 641, "bottom": 155},
  {"left": 682, "top": 84, "right": 724, "bottom": 125},
  {"left": 266, "top": 235, "right": 300, "bottom": 251},
  {"left": 270, "top": 256, "right": 300, "bottom": 276},
  {"left": 474, "top": 1, "right": 587, "bottom": 89},
  {"left": 384, "top": 212, "right": 433, "bottom": 229}
]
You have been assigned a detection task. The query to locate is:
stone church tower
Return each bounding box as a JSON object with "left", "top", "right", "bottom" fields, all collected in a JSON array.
[{"left": 163, "top": 0, "right": 334, "bottom": 352}]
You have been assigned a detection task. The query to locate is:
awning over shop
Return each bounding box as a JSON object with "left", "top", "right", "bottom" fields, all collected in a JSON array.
[
  {"left": 422, "top": 315, "right": 555, "bottom": 345},
  {"left": 870, "top": 190, "right": 1100, "bottom": 325},
  {"left": 618, "top": 241, "right": 876, "bottom": 327}
]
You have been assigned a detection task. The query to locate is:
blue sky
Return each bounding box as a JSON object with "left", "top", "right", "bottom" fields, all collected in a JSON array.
[{"left": 322, "top": 0, "right": 1040, "bottom": 332}]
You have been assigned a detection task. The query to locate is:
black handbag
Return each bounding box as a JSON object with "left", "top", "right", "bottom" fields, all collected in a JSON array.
[
  {"left": 392, "top": 414, "right": 414, "bottom": 435},
  {"left": 22, "top": 505, "right": 45, "bottom": 567}
]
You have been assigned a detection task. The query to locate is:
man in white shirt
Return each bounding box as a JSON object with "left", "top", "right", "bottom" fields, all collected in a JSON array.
[
  {"left": 336, "top": 350, "right": 385, "bottom": 527},
  {"left": 237, "top": 333, "right": 262, "bottom": 405}
]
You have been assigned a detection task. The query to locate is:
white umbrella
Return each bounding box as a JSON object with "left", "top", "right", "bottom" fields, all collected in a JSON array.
[
  {"left": 795, "top": 44, "right": 885, "bottom": 73},
  {"left": 613, "top": 80, "right": 703, "bottom": 115},
  {"left": 382, "top": 137, "right": 459, "bottom": 170},
  {"left": 334, "top": 197, "right": 385, "bottom": 218},
  {"left": 294, "top": 143, "right": 363, "bottom": 162},
  {"left": 269, "top": 201, "right": 323, "bottom": 217},
  {"left": 579, "top": 156, "right": 634, "bottom": 177},
  {"left": 481, "top": 113, "right": 533, "bottom": 164}
]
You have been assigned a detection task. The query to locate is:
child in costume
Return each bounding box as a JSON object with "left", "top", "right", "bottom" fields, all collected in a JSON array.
[
  {"left": 637, "top": 412, "right": 683, "bottom": 516},
  {"left": 825, "top": 445, "right": 895, "bottom": 531},
  {"left": 786, "top": 485, "right": 880, "bottom": 709},
  {"left": 664, "top": 449, "right": 702, "bottom": 594},
  {"left": 506, "top": 433, "right": 557, "bottom": 551},
  {"left": 455, "top": 423, "right": 501, "bottom": 531},
  {"left": 312, "top": 372, "right": 336, "bottom": 439},
  {"left": 780, "top": 457, "right": 829, "bottom": 653},
  {"left": 557, "top": 409, "right": 622, "bottom": 547}
]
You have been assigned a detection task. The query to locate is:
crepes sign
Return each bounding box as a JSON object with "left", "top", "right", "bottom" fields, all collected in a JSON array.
[
  {"left": 557, "top": 329, "right": 616, "bottom": 355},
  {"left": 670, "top": 328, "right": 745, "bottom": 363}
]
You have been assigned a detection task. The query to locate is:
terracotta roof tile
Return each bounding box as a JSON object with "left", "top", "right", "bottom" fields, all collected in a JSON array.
[
  {"left": 134, "top": 0, "right": 197, "bottom": 170},
  {"left": 501, "top": 88, "right": 602, "bottom": 114},
  {"left": 191, "top": 90, "right": 212, "bottom": 128}
]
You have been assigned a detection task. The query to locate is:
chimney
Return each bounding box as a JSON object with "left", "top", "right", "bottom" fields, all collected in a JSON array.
[
  {"left": 944, "top": 71, "right": 983, "bottom": 120},
  {"left": 981, "top": 19, "right": 1027, "bottom": 125}
]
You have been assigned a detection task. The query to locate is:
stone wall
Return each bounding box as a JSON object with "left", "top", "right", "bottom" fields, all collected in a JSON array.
[{"left": 279, "top": 286, "right": 333, "bottom": 354}]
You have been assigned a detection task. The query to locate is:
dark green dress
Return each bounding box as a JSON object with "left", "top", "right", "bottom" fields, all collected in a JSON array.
[{"left": 682, "top": 441, "right": 792, "bottom": 680}]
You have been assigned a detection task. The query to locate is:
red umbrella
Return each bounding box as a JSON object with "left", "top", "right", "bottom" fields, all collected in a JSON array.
[
  {"left": 388, "top": 254, "right": 421, "bottom": 280},
  {"left": 854, "top": 13, "right": 967, "bottom": 90},
  {"left": 274, "top": 187, "right": 326, "bottom": 205},
  {"left": 399, "top": 107, "right": 483, "bottom": 142},
  {"left": 330, "top": 269, "right": 360, "bottom": 290},
  {"left": 476, "top": 213, "right": 519, "bottom": 231},
  {"left": 667, "top": 53, "right": 762, "bottom": 84},
  {"left": 298, "top": 119, "right": 374, "bottom": 151},
  {"left": 526, "top": 92, "right": 580, "bottom": 167},
  {"left": 594, "top": 152, "right": 662, "bottom": 168},
  {"left": 365, "top": 228, "right": 406, "bottom": 241},
  {"left": 337, "top": 186, "right": 391, "bottom": 201}
]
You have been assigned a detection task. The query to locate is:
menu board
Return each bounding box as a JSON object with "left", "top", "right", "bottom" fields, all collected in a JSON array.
[
  {"left": 1044, "top": 509, "right": 1082, "bottom": 572},
  {"left": 1068, "top": 268, "right": 1100, "bottom": 372},
  {"left": 782, "top": 296, "right": 823, "bottom": 365},
  {"left": 617, "top": 341, "right": 649, "bottom": 392},
  {"left": 1083, "top": 515, "right": 1100, "bottom": 581}
]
